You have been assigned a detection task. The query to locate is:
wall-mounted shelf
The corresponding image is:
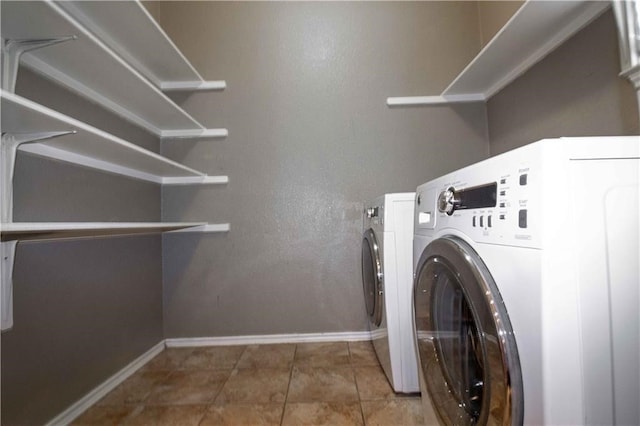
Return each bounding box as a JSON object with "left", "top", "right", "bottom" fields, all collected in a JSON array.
[
  {"left": 387, "top": 0, "right": 611, "bottom": 106},
  {"left": 55, "top": 1, "right": 226, "bottom": 93},
  {"left": 0, "top": 221, "right": 230, "bottom": 331},
  {"left": 0, "top": 222, "right": 216, "bottom": 242},
  {"left": 0, "top": 1, "right": 230, "bottom": 334},
  {"left": 0, "top": 0, "right": 226, "bottom": 139},
  {"left": 1, "top": 91, "right": 228, "bottom": 186}
]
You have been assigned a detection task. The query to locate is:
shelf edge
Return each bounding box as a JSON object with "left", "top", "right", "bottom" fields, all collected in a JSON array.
[
  {"left": 0, "top": 222, "right": 209, "bottom": 242},
  {"left": 167, "top": 224, "right": 230, "bottom": 233},
  {"left": 161, "top": 81, "right": 227, "bottom": 92},
  {"left": 386, "top": 94, "right": 486, "bottom": 106},
  {"left": 162, "top": 176, "right": 229, "bottom": 185},
  {"left": 161, "top": 128, "right": 228, "bottom": 139}
]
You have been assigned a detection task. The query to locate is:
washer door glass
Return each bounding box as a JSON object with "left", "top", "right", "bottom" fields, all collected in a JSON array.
[
  {"left": 414, "top": 236, "right": 523, "bottom": 425},
  {"left": 362, "top": 228, "right": 383, "bottom": 327}
]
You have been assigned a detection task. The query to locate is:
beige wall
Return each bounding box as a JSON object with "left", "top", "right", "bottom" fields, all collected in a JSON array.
[
  {"left": 477, "top": 1, "right": 524, "bottom": 47},
  {"left": 157, "top": 1, "right": 489, "bottom": 337},
  {"left": 487, "top": 9, "right": 639, "bottom": 155}
]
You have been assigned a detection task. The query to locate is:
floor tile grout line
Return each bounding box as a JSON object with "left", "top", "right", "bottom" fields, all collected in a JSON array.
[
  {"left": 196, "top": 345, "right": 248, "bottom": 426},
  {"left": 136, "top": 369, "right": 173, "bottom": 408},
  {"left": 279, "top": 343, "right": 298, "bottom": 425},
  {"left": 349, "top": 342, "right": 368, "bottom": 426},
  {"left": 142, "top": 350, "right": 189, "bottom": 409}
]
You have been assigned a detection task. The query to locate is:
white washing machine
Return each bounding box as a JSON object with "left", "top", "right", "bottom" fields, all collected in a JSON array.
[
  {"left": 413, "top": 136, "right": 639, "bottom": 425},
  {"left": 362, "top": 193, "right": 419, "bottom": 394}
]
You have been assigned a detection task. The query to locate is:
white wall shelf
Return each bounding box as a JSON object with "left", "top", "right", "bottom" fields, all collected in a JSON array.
[
  {"left": 169, "top": 224, "right": 231, "bottom": 234},
  {"left": 0, "top": 222, "right": 213, "bottom": 242},
  {"left": 0, "top": 0, "right": 226, "bottom": 138},
  {"left": 387, "top": 0, "right": 611, "bottom": 106},
  {"left": 0, "top": 218, "right": 231, "bottom": 332},
  {"left": 1, "top": 91, "right": 228, "bottom": 186},
  {"left": 55, "top": 1, "right": 226, "bottom": 93},
  {"left": 0, "top": 1, "right": 230, "bottom": 333}
]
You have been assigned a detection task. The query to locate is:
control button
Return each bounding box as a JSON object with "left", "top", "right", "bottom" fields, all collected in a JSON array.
[
  {"left": 500, "top": 178, "right": 506, "bottom": 184},
  {"left": 499, "top": 202, "right": 506, "bottom": 208},
  {"left": 519, "top": 174, "right": 528, "bottom": 185},
  {"left": 366, "top": 207, "right": 379, "bottom": 218},
  {"left": 479, "top": 216, "right": 484, "bottom": 228},
  {"left": 499, "top": 214, "right": 505, "bottom": 220},
  {"left": 488, "top": 215, "right": 492, "bottom": 227},
  {"left": 472, "top": 216, "right": 476, "bottom": 227},
  {"left": 518, "top": 209, "right": 527, "bottom": 228},
  {"left": 499, "top": 190, "right": 506, "bottom": 196}
]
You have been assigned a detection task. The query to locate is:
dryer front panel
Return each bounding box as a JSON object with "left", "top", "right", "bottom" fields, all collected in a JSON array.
[{"left": 414, "top": 235, "right": 523, "bottom": 426}]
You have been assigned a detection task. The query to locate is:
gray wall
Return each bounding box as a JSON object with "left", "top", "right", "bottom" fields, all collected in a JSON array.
[
  {"left": 157, "top": 2, "right": 489, "bottom": 337},
  {"left": 1, "top": 68, "right": 164, "bottom": 424},
  {"left": 477, "top": 1, "right": 524, "bottom": 47},
  {"left": 4, "top": 2, "right": 634, "bottom": 424},
  {"left": 487, "top": 8, "right": 640, "bottom": 155}
]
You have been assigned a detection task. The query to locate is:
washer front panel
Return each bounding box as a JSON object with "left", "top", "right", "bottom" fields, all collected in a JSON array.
[{"left": 414, "top": 235, "right": 523, "bottom": 425}]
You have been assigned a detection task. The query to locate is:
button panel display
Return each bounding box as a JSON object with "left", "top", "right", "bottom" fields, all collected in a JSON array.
[{"left": 437, "top": 163, "right": 533, "bottom": 244}]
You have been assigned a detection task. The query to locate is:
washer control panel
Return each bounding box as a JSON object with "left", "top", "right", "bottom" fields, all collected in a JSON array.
[
  {"left": 464, "top": 171, "right": 530, "bottom": 231},
  {"left": 416, "top": 163, "right": 537, "bottom": 248}
]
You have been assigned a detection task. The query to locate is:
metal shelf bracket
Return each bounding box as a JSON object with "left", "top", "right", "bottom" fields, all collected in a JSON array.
[
  {"left": 1, "top": 240, "right": 17, "bottom": 332},
  {"left": 1, "top": 131, "right": 76, "bottom": 223},
  {"left": 613, "top": 0, "right": 640, "bottom": 122},
  {"left": 2, "top": 36, "right": 76, "bottom": 93}
]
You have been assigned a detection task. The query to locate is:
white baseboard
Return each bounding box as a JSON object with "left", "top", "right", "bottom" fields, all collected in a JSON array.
[
  {"left": 46, "top": 341, "right": 165, "bottom": 426},
  {"left": 369, "top": 327, "right": 388, "bottom": 340},
  {"left": 165, "top": 331, "right": 373, "bottom": 347}
]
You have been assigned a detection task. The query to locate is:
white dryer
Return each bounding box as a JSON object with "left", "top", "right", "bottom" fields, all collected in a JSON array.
[
  {"left": 413, "top": 136, "right": 639, "bottom": 425},
  {"left": 362, "top": 193, "right": 419, "bottom": 393}
]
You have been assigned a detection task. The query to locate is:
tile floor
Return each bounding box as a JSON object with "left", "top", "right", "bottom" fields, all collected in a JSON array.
[{"left": 72, "top": 341, "right": 425, "bottom": 425}]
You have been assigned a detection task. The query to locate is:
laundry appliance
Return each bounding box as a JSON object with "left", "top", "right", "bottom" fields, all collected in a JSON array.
[
  {"left": 412, "top": 136, "right": 639, "bottom": 425},
  {"left": 362, "top": 193, "right": 419, "bottom": 393}
]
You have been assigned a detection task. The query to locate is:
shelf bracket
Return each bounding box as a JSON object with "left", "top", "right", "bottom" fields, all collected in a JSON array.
[
  {"left": 613, "top": 0, "right": 640, "bottom": 121},
  {"left": 2, "top": 36, "right": 77, "bottom": 93},
  {"left": 1, "top": 131, "right": 76, "bottom": 223},
  {"left": 1, "top": 240, "right": 17, "bottom": 332}
]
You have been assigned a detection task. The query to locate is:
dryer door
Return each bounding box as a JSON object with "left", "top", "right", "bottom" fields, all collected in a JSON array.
[
  {"left": 362, "top": 228, "right": 383, "bottom": 327},
  {"left": 414, "top": 236, "right": 523, "bottom": 426}
]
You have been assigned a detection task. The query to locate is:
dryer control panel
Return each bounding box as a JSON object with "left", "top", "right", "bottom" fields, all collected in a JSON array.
[{"left": 415, "top": 148, "right": 540, "bottom": 249}]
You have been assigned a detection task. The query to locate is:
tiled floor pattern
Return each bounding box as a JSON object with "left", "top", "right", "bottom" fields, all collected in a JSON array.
[{"left": 72, "top": 341, "right": 424, "bottom": 425}]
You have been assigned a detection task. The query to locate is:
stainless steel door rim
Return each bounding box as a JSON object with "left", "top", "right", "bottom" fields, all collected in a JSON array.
[{"left": 414, "top": 235, "right": 523, "bottom": 425}]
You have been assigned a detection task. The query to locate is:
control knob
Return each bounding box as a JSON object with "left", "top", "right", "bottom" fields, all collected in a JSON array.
[{"left": 438, "top": 187, "right": 461, "bottom": 216}]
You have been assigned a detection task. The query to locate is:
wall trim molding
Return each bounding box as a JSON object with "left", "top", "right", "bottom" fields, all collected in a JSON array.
[
  {"left": 45, "top": 331, "right": 373, "bottom": 424},
  {"left": 165, "top": 331, "right": 373, "bottom": 347},
  {"left": 45, "top": 341, "right": 166, "bottom": 426}
]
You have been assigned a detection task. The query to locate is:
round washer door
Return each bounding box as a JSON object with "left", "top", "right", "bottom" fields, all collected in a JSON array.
[
  {"left": 362, "top": 228, "right": 383, "bottom": 327},
  {"left": 414, "top": 235, "right": 523, "bottom": 425}
]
